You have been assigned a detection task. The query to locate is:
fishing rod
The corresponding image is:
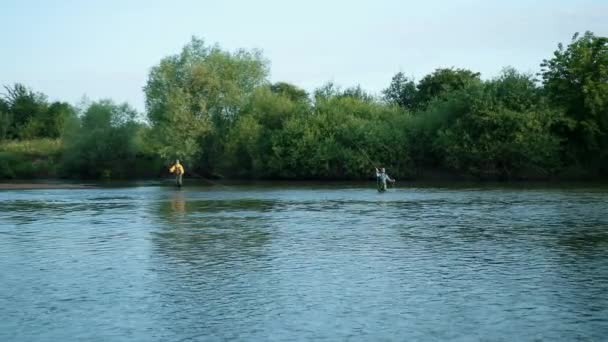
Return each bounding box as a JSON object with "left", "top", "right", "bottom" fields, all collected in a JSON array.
[
  {"left": 352, "top": 140, "right": 397, "bottom": 189},
  {"left": 186, "top": 169, "right": 233, "bottom": 189},
  {"left": 166, "top": 160, "right": 233, "bottom": 189},
  {"left": 352, "top": 140, "right": 379, "bottom": 169}
]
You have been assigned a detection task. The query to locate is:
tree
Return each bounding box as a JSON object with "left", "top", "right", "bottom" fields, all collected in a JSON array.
[
  {"left": 144, "top": 37, "right": 269, "bottom": 164},
  {"left": 313, "top": 83, "right": 375, "bottom": 103},
  {"left": 339, "top": 85, "right": 375, "bottom": 102},
  {"left": 434, "top": 105, "right": 562, "bottom": 179},
  {"left": 62, "top": 100, "right": 140, "bottom": 178},
  {"left": 540, "top": 31, "right": 608, "bottom": 171},
  {"left": 406, "top": 77, "right": 562, "bottom": 179},
  {"left": 416, "top": 68, "right": 481, "bottom": 109},
  {"left": 270, "top": 82, "right": 309, "bottom": 103},
  {"left": 0, "top": 98, "right": 10, "bottom": 140},
  {"left": 44, "top": 102, "right": 76, "bottom": 138},
  {"left": 2, "top": 83, "right": 48, "bottom": 139},
  {"left": 313, "top": 82, "right": 341, "bottom": 102},
  {"left": 0, "top": 84, "right": 75, "bottom": 139},
  {"left": 269, "top": 94, "right": 407, "bottom": 179},
  {"left": 487, "top": 67, "right": 541, "bottom": 112},
  {"left": 383, "top": 72, "right": 417, "bottom": 110},
  {"left": 223, "top": 86, "right": 311, "bottom": 178}
]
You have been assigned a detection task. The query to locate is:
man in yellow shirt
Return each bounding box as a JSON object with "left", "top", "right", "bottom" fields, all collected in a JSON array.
[{"left": 169, "top": 160, "right": 185, "bottom": 187}]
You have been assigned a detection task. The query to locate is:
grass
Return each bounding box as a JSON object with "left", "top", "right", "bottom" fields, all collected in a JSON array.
[
  {"left": 0, "top": 139, "right": 64, "bottom": 179},
  {"left": 0, "top": 138, "right": 63, "bottom": 157}
]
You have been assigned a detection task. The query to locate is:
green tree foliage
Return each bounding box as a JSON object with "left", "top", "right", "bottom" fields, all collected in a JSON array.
[
  {"left": 44, "top": 102, "right": 75, "bottom": 138},
  {"left": 314, "top": 83, "right": 375, "bottom": 103},
  {"left": 62, "top": 100, "right": 141, "bottom": 179},
  {"left": 431, "top": 89, "right": 562, "bottom": 179},
  {"left": 222, "top": 83, "right": 409, "bottom": 180},
  {"left": 4, "top": 32, "right": 607, "bottom": 181},
  {"left": 540, "top": 31, "right": 608, "bottom": 173},
  {"left": 3, "top": 84, "right": 48, "bottom": 139},
  {"left": 144, "top": 37, "right": 269, "bottom": 164},
  {"left": 415, "top": 68, "right": 481, "bottom": 109},
  {"left": 404, "top": 68, "right": 563, "bottom": 179},
  {"left": 269, "top": 90, "right": 407, "bottom": 179},
  {"left": 0, "top": 84, "right": 75, "bottom": 140},
  {"left": 382, "top": 72, "right": 417, "bottom": 110},
  {"left": 0, "top": 98, "right": 10, "bottom": 140},
  {"left": 383, "top": 68, "right": 481, "bottom": 111},
  {"left": 223, "top": 85, "right": 310, "bottom": 178},
  {"left": 339, "top": 85, "right": 375, "bottom": 102},
  {"left": 486, "top": 67, "right": 541, "bottom": 112},
  {"left": 270, "top": 82, "right": 310, "bottom": 103}
]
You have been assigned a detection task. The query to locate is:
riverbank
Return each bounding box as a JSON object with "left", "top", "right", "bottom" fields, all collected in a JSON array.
[
  {"left": 2, "top": 139, "right": 606, "bottom": 182},
  {"left": 3, "top": 178, "right": 607, "bottom": 192},
  {"left": 0, "top": 182, "right": 95, "bottom": 190}
]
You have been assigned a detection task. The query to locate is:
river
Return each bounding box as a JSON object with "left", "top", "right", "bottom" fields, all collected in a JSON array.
[{"left": 1, "top": 183, "right": 607, "bottom": 341}]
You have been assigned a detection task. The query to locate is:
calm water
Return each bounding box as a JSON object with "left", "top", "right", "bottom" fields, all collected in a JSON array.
[{"left": 1, "top": 183, "right": 608, "bottom": 341}]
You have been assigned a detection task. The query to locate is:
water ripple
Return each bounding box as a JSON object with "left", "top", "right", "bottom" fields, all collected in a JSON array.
[{"left": 1, "top": 185, "right": 607, "bottom": 341}]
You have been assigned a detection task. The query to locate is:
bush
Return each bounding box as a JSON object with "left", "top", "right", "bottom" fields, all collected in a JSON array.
[
  {"left": 0, "top": 151, "right": 59, "bottom": 179},
  {"left": 0, "top": 139, "right": 62, "bottom": 157},
  {"left": 61, "top": 100, "right": 143, "bottom": 179}
]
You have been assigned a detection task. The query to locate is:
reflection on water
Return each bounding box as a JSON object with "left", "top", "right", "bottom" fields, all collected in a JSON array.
[
  {"left": 153, "top": 192, "right": 273, "bottom": 264},
  {"left": 1, "top": 184, "right": 607, "bottom": 341},
  {"left": 170, "top": 191, "right": 186, "bottom": 214}
]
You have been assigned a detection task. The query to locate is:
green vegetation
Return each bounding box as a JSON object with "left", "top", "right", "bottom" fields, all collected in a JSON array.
[
  {"left": 0, "top": 139, "right": 62, "bottom": 157},
  {"left": 0, "top": 139, "right": 63, "bottom": 178},
  {"left": 61, "top": 100, "right": 160, "bottom": 179},
  {"left": 1, "top": 32, "right": 607, "bottom": 180},
  {"left": 143, "top": 37, "right": 269, "bottom": 168}
]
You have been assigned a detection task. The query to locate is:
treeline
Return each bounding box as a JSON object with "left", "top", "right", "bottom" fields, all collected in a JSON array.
[
  {"left": 0, "top": 95, "right": 160, "bottom": 179},
  {"left": 1, "top": 31, "right": 607, "bottom": 180}
]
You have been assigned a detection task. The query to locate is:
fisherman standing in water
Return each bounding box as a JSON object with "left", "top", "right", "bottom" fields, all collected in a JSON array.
[
  {"left": 169, "top": 160, "right": 185, "bottom": 188},
  {"left": 375, "top": 167, "right": 395, "bottom": 192}
]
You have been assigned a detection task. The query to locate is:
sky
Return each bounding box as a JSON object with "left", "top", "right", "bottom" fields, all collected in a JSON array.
[{"left": 1, "top": 0, "right": 607, "bottom": 111}]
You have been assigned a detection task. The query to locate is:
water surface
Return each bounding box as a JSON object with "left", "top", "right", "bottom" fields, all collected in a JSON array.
[{"left": 1, "top": 183, "right": 607, "bottom": 341}]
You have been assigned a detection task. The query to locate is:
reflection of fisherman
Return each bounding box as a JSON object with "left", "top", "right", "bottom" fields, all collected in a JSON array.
[
  {"left": 171, "top": 191, "right": 186, "bottom": 214},
  {"left": 375, "top": 167, "right": 395, "bottom": 192},
  {"left": 169, "top": 160, "right": 185, "bottom": 187}
]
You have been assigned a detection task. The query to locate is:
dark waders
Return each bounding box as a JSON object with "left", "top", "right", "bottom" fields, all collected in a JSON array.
[
  {"left": 176, "top": 173, "right": 183, "bottom": 188},
  {"left": 377, "top": 177, "right": 387, "bottom": 192}
]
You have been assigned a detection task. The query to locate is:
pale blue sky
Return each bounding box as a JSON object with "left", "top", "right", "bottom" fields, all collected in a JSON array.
[{"left": 1, "top": 0, "right": 606, "bottom": 111}]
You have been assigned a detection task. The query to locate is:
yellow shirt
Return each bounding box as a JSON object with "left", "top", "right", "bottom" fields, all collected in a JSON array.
[{"left": 169, "top": 163, "right": 185, "bottom": 175}]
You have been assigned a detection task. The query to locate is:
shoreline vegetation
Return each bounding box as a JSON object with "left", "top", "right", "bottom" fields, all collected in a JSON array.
[{"left": 1, "top": 32, "right": 607, "bottom": 182}]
